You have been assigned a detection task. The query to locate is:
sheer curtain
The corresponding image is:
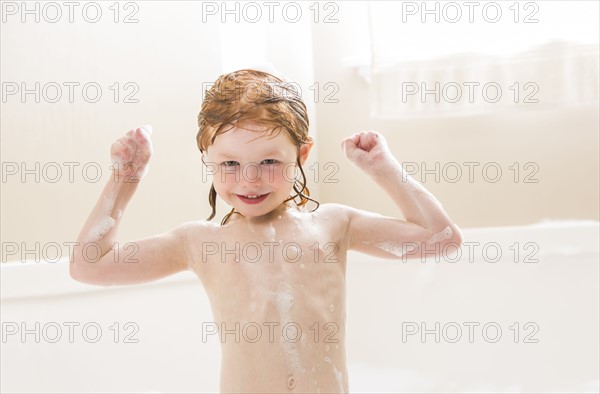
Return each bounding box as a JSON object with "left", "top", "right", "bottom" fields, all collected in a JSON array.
[{"left": 367, "top": 0, "right": 600, "bottom": 118}]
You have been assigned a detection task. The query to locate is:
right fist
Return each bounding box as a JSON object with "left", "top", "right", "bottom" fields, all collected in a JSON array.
[{"left": 111, "top": 125, "right": 153, "bottom": 181}]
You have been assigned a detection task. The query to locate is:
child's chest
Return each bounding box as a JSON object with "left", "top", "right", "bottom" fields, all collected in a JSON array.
[
  {"left": 198, "top": 213, "right": 348, "bottom": 313},
  {"left": 206, "top": 219, "right": 345, "bottom": 281}
]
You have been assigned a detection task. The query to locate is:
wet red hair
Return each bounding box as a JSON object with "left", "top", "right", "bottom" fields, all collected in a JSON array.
[{"left": 196, "top": 69, "right": 319, "bottom": 225}]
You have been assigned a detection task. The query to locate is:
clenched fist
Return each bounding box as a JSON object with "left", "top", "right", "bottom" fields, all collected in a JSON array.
[
  {"left": 341, "top": 130, "right": 395, "bottom": 176},
  {"left": 111, "top": 125, "right": 153, "bottom": 182}
]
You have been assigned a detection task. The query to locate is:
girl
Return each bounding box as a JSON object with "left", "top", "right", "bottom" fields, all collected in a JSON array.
[{"left": 71, "top": 69, "right": 463, "bottom": 393}]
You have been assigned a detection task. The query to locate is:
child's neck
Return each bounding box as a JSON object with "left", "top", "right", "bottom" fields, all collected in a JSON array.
[{"left": 240, "top": 200, "right": 300, "bottom": 225}]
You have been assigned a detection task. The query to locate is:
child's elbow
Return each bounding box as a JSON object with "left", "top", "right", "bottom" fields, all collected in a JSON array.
[
  {"left": 69, "top": 263, "right": 93, "bottom": 284},
  {"left": 69, "top": 258, "right": 103, "bottom": 286}
]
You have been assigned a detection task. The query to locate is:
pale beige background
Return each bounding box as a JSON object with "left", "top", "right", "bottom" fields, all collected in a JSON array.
[{"left": 1, "top": 2, "right": 598, "bottom": 253}]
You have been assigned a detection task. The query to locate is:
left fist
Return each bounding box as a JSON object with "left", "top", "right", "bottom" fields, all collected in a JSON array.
[{"left": 341, "top": 130, "right": 394, "bottom": 175}]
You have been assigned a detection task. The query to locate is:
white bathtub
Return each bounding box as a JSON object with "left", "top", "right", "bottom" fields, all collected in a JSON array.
[{"left": 1, "top": 220, "right": 598, "bottom": 393}]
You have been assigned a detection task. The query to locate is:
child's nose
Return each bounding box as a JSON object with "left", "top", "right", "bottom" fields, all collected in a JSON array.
[{"left": 242, "top": 163, "right": 262, "bottom": 184}]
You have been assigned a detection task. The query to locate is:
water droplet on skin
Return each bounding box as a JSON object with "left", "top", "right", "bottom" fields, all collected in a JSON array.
[
  {"left": 324, "top": 356, "right": 332, "bottom": 364},
  {"left": 300, "top": 263, "right": 305, "bottom": 269},
  {"left": 278, "top": 215, "right": 282, "bottom": 219},
  {"left": 329, "top": 304, "right": 334, "bottom": 312},
  {"left": 300, "top": 284, "right": 304, "bottom": 288}
]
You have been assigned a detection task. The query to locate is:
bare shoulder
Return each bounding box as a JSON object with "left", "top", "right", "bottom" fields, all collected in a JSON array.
[
  {"left": 176, "top": 219, "right": 220, "bottom": 232},
  {"left": 311, "top": 202, "right": 354, "bottom": 233},
  {"left": 174, "top": 219, "right": 222, "bottom": 279},
  {"left": 315, "top": 202, "right": 383, "bottom": 231},
  {"left": 174, "top": 219, "right": 220, "bottom": 243},
  {"left": 315, "top": 202, "right": 355, "bottom": 220}
]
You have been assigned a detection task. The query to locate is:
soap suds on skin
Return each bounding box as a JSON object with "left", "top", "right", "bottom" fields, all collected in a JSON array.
[
  {"left": 426, "top": 226, "right": 453, "bottom": 245},
  {"left": 82, "top": 178, "right": 125, "bottom": 244},
  {"left": 273, "top": 282, "right": 304, "bottom": 378},
  {"left": 139, "top": 125, "right": 154, "bottom": 165},
  {"left": 135, "top": 126, "right": 153, "bottom": 177},
  {"left": 83, "top": 216, "right": 115, "bottom": 243},
  {"left": 368, "top": 226, "right": 453, "bottom": 258},
  {"left": 373, "top": 241, "right": 413, "bottom": 258}
]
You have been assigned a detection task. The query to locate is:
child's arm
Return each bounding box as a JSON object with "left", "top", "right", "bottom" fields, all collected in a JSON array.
[
  {"left": 70, "top": 126, "right": 193, "bottom": 285},
  {"left": 340, "top": 131, "right": 463, "bottom": 260}
]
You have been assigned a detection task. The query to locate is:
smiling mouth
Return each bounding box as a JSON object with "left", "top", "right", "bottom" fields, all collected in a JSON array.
[{"left": 236, "top": 193, "right": 270, "bottom": 204}]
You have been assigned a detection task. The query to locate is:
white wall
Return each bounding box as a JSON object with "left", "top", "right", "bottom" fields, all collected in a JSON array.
[
  {"left": 1, "top": 1, "right": 598, "bottom": 252},
  {"left": 309, "top": 3, "right": 599, "bottom": 228},
  {"left": 1, "top": 2, "right": 222, "bottom": 250}
]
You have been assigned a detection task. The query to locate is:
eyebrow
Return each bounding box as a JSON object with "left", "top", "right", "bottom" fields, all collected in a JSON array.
[{"left": 216, "top": 150, "right": 285, "bottom": 159}]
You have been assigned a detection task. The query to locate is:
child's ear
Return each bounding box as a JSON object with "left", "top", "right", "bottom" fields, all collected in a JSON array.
[{"left": 298, "top": 136, "right": 314, "bottom": 166}]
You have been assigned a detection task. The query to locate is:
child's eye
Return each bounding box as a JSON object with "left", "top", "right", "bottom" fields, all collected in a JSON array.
[
  {"left": 222, "top": 161, "right": 238, "bottom": 167},
  {"left": 262, "top": 159, "right": 279, "bottom": 165}
]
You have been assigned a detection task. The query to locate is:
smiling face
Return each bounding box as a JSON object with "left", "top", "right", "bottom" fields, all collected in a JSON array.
[{"left": 204, "top": 122, "right": 313, "bottom": 221}]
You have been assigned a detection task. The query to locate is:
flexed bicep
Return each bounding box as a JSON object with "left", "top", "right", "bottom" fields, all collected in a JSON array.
[
  {"left": 70, "top": 222, "right": 195, "bottom": 286},
  {"left": 344, "top": 204, "right": 460, "bottom": 261}
]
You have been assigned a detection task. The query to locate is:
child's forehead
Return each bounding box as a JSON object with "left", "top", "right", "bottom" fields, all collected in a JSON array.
[{"left": 208, "top": 126, "right": 295, "bottom": 155}]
